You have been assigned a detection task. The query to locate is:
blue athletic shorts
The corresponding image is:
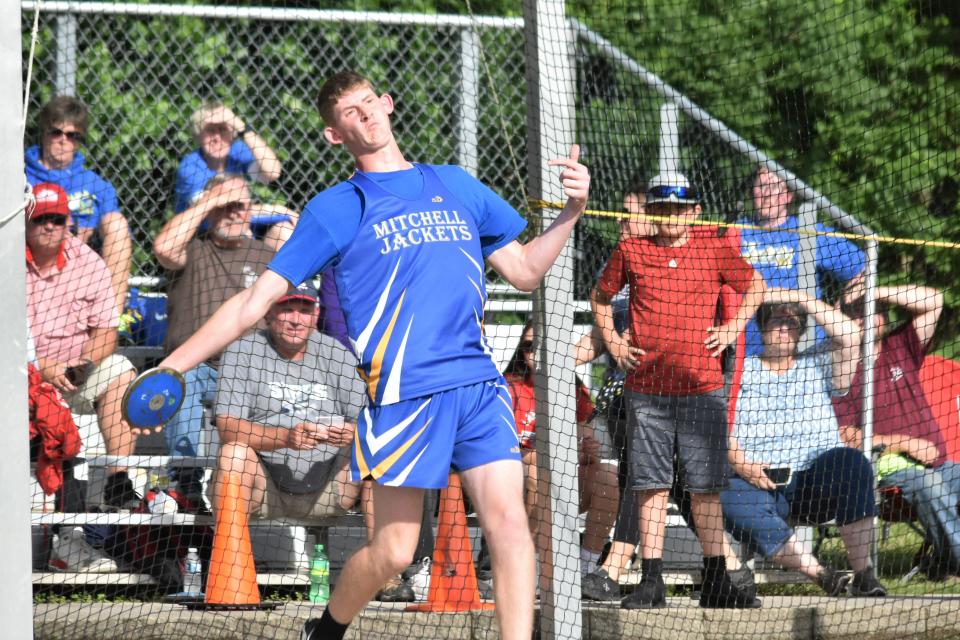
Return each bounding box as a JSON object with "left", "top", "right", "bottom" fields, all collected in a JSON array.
[{"left": 350, "top": 377, "right": 522, "bottom": 488}]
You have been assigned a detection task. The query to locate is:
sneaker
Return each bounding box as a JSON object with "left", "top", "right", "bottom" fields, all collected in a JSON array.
[
  {"left": 816, "top": 566, "right": 851, "bottom": 597},
  {"left": 301, "top": 618, "right": 321, "bottom": 640},
  {"left": 620, "top": 574, "right": 665, "bottom": 609},
  {"left": 48, "top": 527, "right": 118, "bottom": 573},
  {"left": 849, "top": 567, "right": 886, "bottom": 597},
  {"left": 405, "top": 557, "right": 431, "bottom": 601},
  {"left": 582, "top": 568, "right": 620, "bottom": 602},
  {"left": 375, "top": 575, "right": 415, "bottom": 602},
  {"left": 700, "top": 559, "right": 761, "bottom": 609},
  {"left": 476, "top": 569, "right": 494, "bottom": 600},
  {"left": 728, "top": 566, "right": 759, "bottom": 603},
  {"left": 103, "top": 472, "right": 141, "bottom": 510}
]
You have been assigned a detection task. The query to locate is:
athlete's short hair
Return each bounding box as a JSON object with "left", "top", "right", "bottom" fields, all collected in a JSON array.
[{"left": 317, "top": 71, "right": 377, "bottom": 124}]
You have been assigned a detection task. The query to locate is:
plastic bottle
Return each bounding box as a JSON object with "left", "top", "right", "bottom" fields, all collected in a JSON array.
[
  {"left": 182, "top": 547, "right": 203, "bottom": 596},
  {"left": 308, "top": 543, "right": 330, "bottom": 604}
]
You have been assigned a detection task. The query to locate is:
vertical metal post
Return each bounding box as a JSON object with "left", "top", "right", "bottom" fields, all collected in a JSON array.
[
  {"left": 861, "top": 239, "right": 880, "bottom": 566},
  {"left": 658, "top": 101, "right": 680, "bottom": 175},
  {"left": 522, "top": 1, "right": 580, "bottom": 639},
  {"left": 796, "top": 199, "right": 818, "bottom": 350},
  {"left": 54, "top": 13, "right": 78, "bottom": 96},
  {"left": 458, "top": 27, "right": 480, "bottom": 177},
  {"left": 1, "top": 2, "right": 34, "bottom": 638}
]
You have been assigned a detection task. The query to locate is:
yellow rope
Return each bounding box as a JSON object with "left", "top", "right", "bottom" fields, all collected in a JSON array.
[{"left": 528, "top": 199, "right": 960, "bottom": 250}]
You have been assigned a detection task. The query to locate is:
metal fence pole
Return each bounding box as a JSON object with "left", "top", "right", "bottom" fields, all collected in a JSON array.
[
  {"left": 54, "top": 13, "right": 77, "bottom": 96},
  {"left": 1, "top": 1, "right": 34, "bottom": 637},
  {"left": 796, "top": 199, "right": 819, "bottom": 350},
  {"left": 523, "top": 1, "right": 580, "bottom": 638},
  {"left": 861, "top": 239, "right": 880, "bottom": 566},
  {"left": 458, "top": 27, "right": 480, "bottom": 177},
  {"left": 658, "top": 101, "right": 679, "bottom": 176}
]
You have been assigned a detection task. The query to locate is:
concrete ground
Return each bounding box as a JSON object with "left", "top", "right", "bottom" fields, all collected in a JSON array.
[{"left": 33, "top": 596, "right": 960, "bottom": 640}]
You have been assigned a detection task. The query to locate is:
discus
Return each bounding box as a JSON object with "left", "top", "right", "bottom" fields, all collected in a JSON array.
[{"left": 121, "top": 366, "right": 186, "bottom": 429}]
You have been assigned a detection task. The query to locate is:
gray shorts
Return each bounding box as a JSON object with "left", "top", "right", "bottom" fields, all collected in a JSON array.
[{"left": 626, "top": 389, "right": 729, "bottom": 493}]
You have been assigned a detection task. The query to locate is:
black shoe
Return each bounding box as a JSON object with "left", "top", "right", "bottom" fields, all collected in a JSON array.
[
  {"left": 582, "top": 569, "right": 620, "bottom": 602},
  {"left": 816, "top": 566, "right": 851, "bottom": 596},
  {"left": 728, "top": 566, "right": 759, "bottom": 603},
  {"left": 375, "top": 575, "right": 415, "bottom": 602},
  {"left": 102, "top": 472, "right": 141, "bottom": 510},
  {"left": 620, "top": 575, "right": 666, "bottom": 609},
  {"left": 700, "top": 558, "right": 762, "bottom": 609},
  {"left": 849, "top": 567, "right": 886, "bottom": 597},
  {"left": 301, "top": 617, "right": 321, "bottom": 640}
]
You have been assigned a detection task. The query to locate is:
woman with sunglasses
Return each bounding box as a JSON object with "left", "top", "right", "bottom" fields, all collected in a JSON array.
[
  {"left": 722, "top": 288, "right": 886, "bottom": 597},
  {"left": 25, "top": 96, "right": 132, "bottom": 315},
  {"left": 503, "top": 323, "right": 620, "bottom": 580}
]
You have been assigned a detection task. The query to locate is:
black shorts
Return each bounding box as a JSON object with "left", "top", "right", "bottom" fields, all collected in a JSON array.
[{"left": 626, "top": 389, "right": 730, "bottom": 493}]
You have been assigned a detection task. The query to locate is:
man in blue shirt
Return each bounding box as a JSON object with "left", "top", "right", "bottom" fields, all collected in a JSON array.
[
  {"left": 25, "top": 96, "right": 131, "bottom": 313},
  {"left": 174, "top": 100, "right": 295, "bottom": 250},
  {"left": 160, "top": 71, "right": 590, "bottom": 640},
  {"left": 738, "top": 167, "right": 864, "bottom": 356}
]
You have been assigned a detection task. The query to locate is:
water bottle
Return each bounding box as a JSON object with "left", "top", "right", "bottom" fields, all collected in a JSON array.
[
  {"left": 308, "top": 543, "right": 330, "bottom": 604},
  {"left": 182, "top": 547, "right": 203, "bottom": 597}
]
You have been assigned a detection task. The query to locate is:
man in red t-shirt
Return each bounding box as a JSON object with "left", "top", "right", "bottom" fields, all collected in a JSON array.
[
  {"left": 834, "top": 283, "right": 960, "bottom": 575},
  {"left": 503, "top": 324, "right": 619, "bottom": 579},
  {"left": 591, "top": 172, "right": 765, "bottom": 609}
]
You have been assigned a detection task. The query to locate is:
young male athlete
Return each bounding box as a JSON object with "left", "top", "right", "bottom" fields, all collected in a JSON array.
[{"left": 158, "top": 71, "right": 590, "bottom": 640}]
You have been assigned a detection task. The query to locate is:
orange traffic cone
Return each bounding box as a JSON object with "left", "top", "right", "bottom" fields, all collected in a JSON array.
[
  {"left": 205, "top": 473, "right": 260, "bottom": 605},
  {"left": 407, "top": 473, "right": 494, "bottom": 612}
]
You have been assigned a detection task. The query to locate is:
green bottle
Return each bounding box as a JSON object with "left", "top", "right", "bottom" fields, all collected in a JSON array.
[{"left": 308, "top": 543, "right": 330, "bottom": 604}]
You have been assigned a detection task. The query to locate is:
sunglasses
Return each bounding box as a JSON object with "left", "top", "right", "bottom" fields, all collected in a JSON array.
[
  {"left": 518, "top": 340, "right": 534, "bottom": 353},
  {"left": 46, "top": 127, "right": 84, "bottom": 143},
  {"left": 649, "top": 185, "right": 699, "bottom": 201},
  {"left": 31, "top": 214, "right": 68, "bottom": 226},
  {"left": 766, "top": 316, "right": 801, "bottom": 331}
]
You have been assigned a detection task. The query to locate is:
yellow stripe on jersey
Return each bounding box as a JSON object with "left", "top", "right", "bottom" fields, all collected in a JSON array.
[
  {"left": 354, "top": 431, "right": 371, "bottom": 479},
  {"left": 370, "top": 420, "right": 430, "bottom": 481},
  {"left": 366, "top": 289, "right": 407, "bottom": 402}
]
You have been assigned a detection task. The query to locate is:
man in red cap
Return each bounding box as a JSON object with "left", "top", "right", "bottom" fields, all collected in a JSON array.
[{"left": 26, "top": 182, "right": 144, "bottom": 512}]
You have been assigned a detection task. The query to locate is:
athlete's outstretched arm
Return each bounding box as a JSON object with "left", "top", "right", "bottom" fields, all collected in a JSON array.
[
  {"left": 159, "top": 269, "right": 290, "bottom": 373},
  {"left": 487, "top": 145, "right": 590, "bottom": 292}
]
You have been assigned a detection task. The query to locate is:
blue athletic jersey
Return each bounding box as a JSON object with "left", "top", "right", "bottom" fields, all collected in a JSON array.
[
  {"left": 25, "top": 145, "right": 120, "bottom": 230},
  {"left": 174, "top": 139, "right": 255, "bottom": 213},
  {"left": 739, "top": 216, "right": 864, "bottom": 356},
  {"left": 268, "top": 163, "right": 527, "bottom": 406}
]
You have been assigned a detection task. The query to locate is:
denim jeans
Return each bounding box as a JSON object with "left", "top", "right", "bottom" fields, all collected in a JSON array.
[
  {"left": 882, "top": 461, "right": 960, "bottom": 572},
  {"left": 721, "top": 447, "right": 875, "bottom": 558},
  {"left": 163, "top": 363, "right": 218, "bottom": 457}
]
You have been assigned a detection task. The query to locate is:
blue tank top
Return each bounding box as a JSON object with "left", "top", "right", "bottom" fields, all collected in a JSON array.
[{"left": 337, "top": 164, "right": 501, "bottom": 405}]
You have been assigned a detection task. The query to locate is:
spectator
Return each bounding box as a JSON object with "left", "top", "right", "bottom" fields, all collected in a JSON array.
[
  {"left": 154, "top": 174, "right": 275, "bottom": 500},
  {"left": 505, "top": 323, "right": 619, "bottom": 579},
  {"left": 737, "top": 166, "right": 864, "bottom": 356},
  {"left": 175, "top": 100, "right": 294, "bottom": 250},
  {"left": 835, "top": 283, "right": 960, "bottom": 577},
  {"left": 26, "top": 183, "right": 143, "bottom": 512},
  {"left": 590, "top": 172, "right": 766, "bottom": 609},
  {"left": 722, "top": 290, "right": 886, "bottom": 597},
  {"left": 25, "top": 96, "right": 132, "bottom": 314}
]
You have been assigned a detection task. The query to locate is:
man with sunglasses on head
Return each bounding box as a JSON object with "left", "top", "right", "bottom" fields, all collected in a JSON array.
[
  {"left": 736, "top": 166, "right": 864, "bottom": 357},
  {"left": 25, "top": 96, "right": 132, "bottom": 315},
  {"left": 26, "top": 182, "right": 144, "bottom": 514},
  {"left": 591, "top": 172, "right": 766, "bottom": 609},
  {"left": 153, "top": 173, "right": 275, "bottom": 504},
  {"left": 174, "top": 100, "right": 295, "bottom": 251}
]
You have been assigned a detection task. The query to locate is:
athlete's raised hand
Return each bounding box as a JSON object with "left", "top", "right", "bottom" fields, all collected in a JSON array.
[{"left": 548, "top": 144, "right": 590, "bottom": 209}]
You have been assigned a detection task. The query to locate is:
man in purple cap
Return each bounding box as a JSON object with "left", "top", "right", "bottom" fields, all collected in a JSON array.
[{"left": 210, "top": 279, "right": 368, "bottom": 531}]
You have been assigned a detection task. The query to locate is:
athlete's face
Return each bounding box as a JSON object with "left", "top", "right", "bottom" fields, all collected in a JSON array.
[
  {"left": 323, "top": 86, "right": 395, "bottom": 154},
  {"left": 267, "top": 298, "right": 319, "bottom": 355},
  {"left": 620, "top": 192, "right": 654, "bottom": 239}
]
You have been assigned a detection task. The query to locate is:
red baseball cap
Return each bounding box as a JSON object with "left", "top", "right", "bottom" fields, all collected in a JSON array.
[{"left": 30, "top": 183, "right": 70, "bottom": 218}]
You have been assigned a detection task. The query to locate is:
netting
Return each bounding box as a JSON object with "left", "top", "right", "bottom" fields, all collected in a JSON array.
[{"left": 20, "top": 1, "right": 960, "bottom": 639}]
